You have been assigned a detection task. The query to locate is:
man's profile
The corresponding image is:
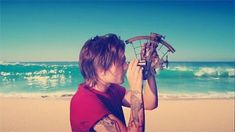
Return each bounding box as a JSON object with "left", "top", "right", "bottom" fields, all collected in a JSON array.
[{"left": 70, "top": 33, "right": 158, "bottom": 132}]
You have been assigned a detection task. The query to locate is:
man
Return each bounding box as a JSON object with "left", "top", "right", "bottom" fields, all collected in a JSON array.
[{"left": 70, "top": 33, "right": 158, "bottom": 132}]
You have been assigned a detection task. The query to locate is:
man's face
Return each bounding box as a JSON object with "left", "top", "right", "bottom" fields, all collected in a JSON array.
[{"left": 102, "top": 56, "right": 128, "bottom": 85}]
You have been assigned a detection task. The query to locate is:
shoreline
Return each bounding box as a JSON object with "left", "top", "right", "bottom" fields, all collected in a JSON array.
[
  {"left": 0, "top": 96, "right": 234, "bottom": 101},
  {"left": 0, "top": 92, "right": 234, "bottom": 100},
  {"left": 0, "top": 97, "right": 234, "bottom": 132}
]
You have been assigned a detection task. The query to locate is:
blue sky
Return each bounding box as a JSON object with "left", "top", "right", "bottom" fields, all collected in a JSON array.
[{"left": 0, "top": 0, "right": 234, "bottom": 62}]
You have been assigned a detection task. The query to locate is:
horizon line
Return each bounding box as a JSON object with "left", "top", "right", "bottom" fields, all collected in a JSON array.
[{"left": 1, "top": 60, "right": 234, "bottom": 63}]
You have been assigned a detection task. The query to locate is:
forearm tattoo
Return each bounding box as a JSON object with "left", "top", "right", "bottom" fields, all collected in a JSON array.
[
  {"left": 96, "top": 116, "right": 120, "bottom": 132},
  {"left": 130, "top": 90, "right": 144, "bottom": 127}
]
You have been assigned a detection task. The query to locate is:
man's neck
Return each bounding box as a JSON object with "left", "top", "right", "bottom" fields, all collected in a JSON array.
[{"left": 94, "top": 82, "right": 110, "bottom": 92}]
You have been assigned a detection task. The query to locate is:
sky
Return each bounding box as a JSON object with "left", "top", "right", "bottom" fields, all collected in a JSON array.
[{"left": 0, "top": 0, "right": 234, "bottom": 62}]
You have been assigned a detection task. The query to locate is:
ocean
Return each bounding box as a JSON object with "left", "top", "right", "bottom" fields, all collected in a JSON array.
[{"left": 0, "top": 61, "right": 234, "bottom": 99}]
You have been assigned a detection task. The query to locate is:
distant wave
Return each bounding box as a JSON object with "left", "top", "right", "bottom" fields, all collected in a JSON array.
[
  {"left": 0, "top": 63, "right": 234, "bottom": 91},
  {"left": 0, "top": 63, "right": 81, "bottom": 92},
  {"left": 0, "top": 62, "right": 78, "bottom": 77},
  {"left": 0, "top": 61, "right": 21, "bottom": 65},
  {"left": 160, "top": 66, "right": 235, "bottom": 78},
  {"left": 194, "top": 67, "right": 234, "bottom": 77},
  {"left": 1, "top": 64, "right": 234, "bottom": 78},
  {"left": 1, "top": 62, "right": 234, "bottom": 96}
]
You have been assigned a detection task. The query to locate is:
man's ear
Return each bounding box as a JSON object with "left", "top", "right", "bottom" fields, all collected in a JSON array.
[
  {"left": 100, "top": 70, "right": 106, "bottom": 76},
  {"left": 96, "top": 67, "right": 106, "bottom": 77}
]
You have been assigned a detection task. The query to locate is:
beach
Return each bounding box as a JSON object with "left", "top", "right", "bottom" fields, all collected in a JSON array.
[
  {"left": 1, "top": 0, "right": 235, "bottom": 131},
  {"left": 0, "top": 97, "right": 234, "bottom": 132}
]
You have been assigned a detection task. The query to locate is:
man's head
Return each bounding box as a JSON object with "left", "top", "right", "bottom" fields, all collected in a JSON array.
[{"left": 79, "top": 33, "right": 127, "bottom": 87}]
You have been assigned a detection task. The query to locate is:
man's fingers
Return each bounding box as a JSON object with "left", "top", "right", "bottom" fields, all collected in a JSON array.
[
  {"left": 137, "top": 67, "right": 142, "bottom": 81},
  {"left": 127, "top": 59, "right": 143, "bottom": 82},
  {"left": 128, "top": 59, "right": 135, "bottom": 70}
]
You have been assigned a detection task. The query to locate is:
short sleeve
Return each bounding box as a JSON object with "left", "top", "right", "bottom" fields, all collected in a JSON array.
[
  {"left": 118, "top": 85, "right": 126, "bottom": 100},
  {"left": 70, "top": 90, "right": 111, "bottom": 131},
  {"left": 83, "top": 96, "right": 111, "bottom": 129}
]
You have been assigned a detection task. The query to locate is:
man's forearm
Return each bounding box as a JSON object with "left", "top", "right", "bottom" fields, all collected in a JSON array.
[
  {"left": 127, "top": 90, "right": 144, "bottom": 132},
  {"left": 144, "top": 75, "right": 158, "bottom": 109}
]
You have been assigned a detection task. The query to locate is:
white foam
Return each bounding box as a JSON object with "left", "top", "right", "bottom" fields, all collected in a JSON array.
[
  {"left": 226, "top": 68, "right": 235, "bottom": 77},
  {"left": 194, "top": 67, "right": 235, "bottom": 77},
  {"left": 34, "top": 70, "right": 47, "bottom": 75},
  {"left": 23, "top": 73, "right": 70, "bottom": 88},
  {"left": 59, "top": 75, "right": 66, "bottom": 84},
  {"left": 24, "top": 75, "right": 49, "bottom": 87},
  {"left": 58, "top": 70, "right": 65, "bottom": 74},
  {"left": 170, "top": 66, "right": 193, "bottom": 71},
  {"left": 194, "top": 67, "right": 219, "bottom": 77},
  {"left": 49, "top": 69, "right": 57, "bottom": 74},
  {"left": 16, "top": 72, "right": 22, "bottom": 76},
  {"left": 0, "top": 72, "right": 11, "bottom": 76},
  {"left": 25, "top": 72, "right": 32, "bottom": 76},
  {"left": 48, "top": 79, "right": 58, "bottom": 87}
]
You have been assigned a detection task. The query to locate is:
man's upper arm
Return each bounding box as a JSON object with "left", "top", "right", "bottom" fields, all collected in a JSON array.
[{"left": 93, "top": 114, "right": 127, "bottom": 132}]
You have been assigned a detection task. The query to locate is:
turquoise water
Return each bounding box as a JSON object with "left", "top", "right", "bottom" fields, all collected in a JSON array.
[{"left": 0, "top": 61, "right": 234, "bottom": 99}]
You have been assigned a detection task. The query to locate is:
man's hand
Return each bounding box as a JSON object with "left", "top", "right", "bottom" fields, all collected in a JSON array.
[{"left": 126, "top": 59, "right": 143, "bottom": 92}]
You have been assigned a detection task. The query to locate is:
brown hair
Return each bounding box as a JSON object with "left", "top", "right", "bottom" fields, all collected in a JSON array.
[{"left": 79, "top": 33, "right": 125, "bottom": 87}]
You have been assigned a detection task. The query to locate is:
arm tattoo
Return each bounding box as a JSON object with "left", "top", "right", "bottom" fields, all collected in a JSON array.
[
  {"left": 130, "top": 90, "right": 144, "bottom": 127},
  {"left": 96, "top": 116, "right": 120, "bottom": 132}
]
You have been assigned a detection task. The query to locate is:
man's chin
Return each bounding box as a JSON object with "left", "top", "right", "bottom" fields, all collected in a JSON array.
[{"left": 114, "top": 79, "right": 124, "bottom": 85}]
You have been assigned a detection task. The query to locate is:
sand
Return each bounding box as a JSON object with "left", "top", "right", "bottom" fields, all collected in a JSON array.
[{"left": 0, "top": 97, "right": 234, "bottom": 132}]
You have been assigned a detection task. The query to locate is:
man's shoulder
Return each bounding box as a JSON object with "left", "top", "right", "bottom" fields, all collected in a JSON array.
[
  {"left": 70, "top": 84, "right": 110, "bottom": 132},
  {"left": 71, "top": 84, "right": 100, "bottom": 104}
]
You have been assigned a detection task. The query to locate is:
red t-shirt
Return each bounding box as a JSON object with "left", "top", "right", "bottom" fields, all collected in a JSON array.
[{"left": 70, "top": 83, "right": 126, "bottom": 132}]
